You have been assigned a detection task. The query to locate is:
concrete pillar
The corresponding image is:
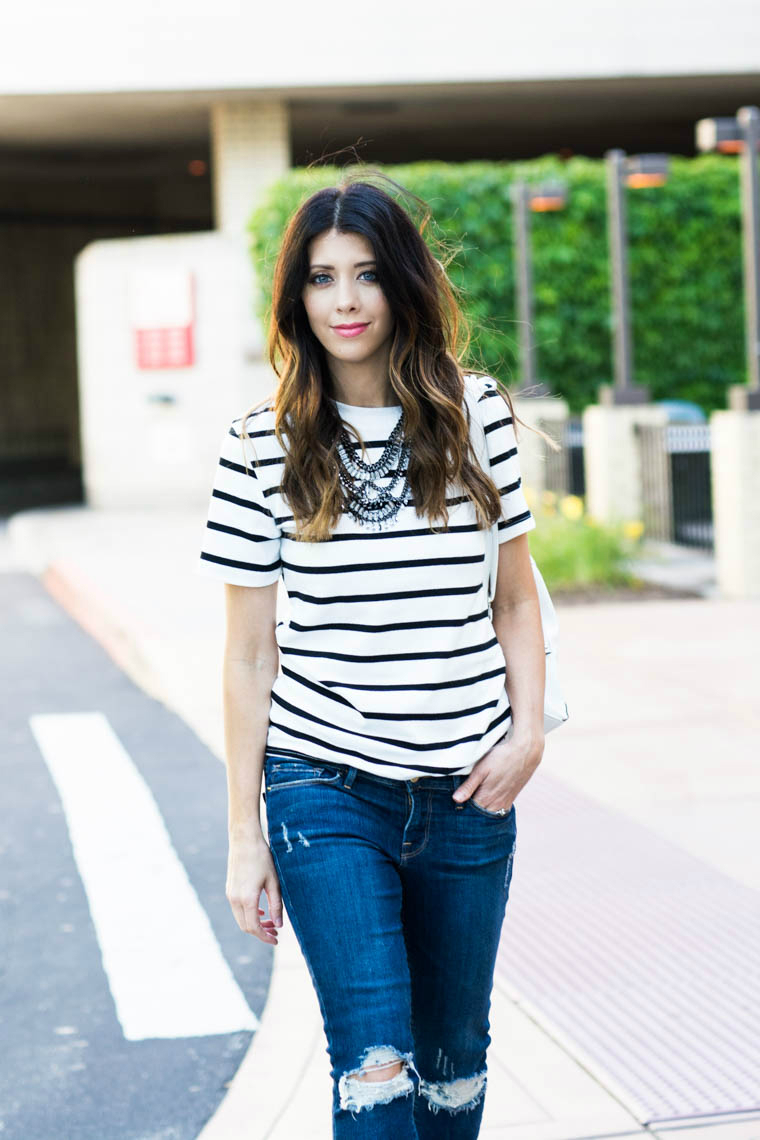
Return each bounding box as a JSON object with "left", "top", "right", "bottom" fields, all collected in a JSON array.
[
  {"left": 582, "top": 403, "right": 669, "bottom": 525},
  {"left": 711, "top": 410, "right": 760, "bottom": 599},
  {"left": 210, "top": 100, "right": 290, "bottom": 235},
  {"left": 511, "top": 396, "right": 570, "bottom": 497}
]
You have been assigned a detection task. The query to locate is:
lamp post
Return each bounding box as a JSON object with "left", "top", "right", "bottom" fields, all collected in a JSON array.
[
  {"left": 695, "top": 106, "right": 760, "bottom": 411},
  {"left": 599, "top": 150, "right": 669, "bottom": 406},
  {"left": 511, "top": 178, "right": 567, "bottom": 397}
]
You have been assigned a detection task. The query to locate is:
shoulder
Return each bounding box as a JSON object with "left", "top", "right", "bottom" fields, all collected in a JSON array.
[
  {"left": 462, "top": 372, "right": 500, "bottom": 401},
  {"left": 224, "top": 402, "right": 284, "bottom": 483},
  {"left": 227, "top": 405, "right": 283, "bottom": 458}
]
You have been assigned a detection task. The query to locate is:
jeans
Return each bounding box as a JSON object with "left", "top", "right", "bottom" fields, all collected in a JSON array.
[{"left": 263, "top": 751, "right": 518, "bottom": 1139}]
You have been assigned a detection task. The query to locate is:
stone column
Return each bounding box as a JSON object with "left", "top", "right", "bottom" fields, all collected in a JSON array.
[
  {"left": 582, "top": 403, "right": 669, "bottom": 525},
  {"left": 711, "top": 410, "right": 760, "bottom": 598},
  {"left": 210, "top": 100, "right": 291, "bottom": 235}
]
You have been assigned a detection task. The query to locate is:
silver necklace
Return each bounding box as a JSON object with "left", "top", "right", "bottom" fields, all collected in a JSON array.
[{"left": 336, "top": 412, "right": 412, "bottom": 531}]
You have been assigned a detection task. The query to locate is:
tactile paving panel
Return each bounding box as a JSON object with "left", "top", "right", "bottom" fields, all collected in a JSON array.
[{"left": 497, "top": 771, "right": 760, "bottom": 1124}]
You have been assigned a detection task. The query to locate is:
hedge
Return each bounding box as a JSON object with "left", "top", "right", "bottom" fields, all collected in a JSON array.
[{"left": 248, "top": 156, "right": 745, "bottom": 415}]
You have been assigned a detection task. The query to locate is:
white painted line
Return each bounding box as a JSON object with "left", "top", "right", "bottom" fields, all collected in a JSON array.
[{"left": 29, "top": 711, "right": 258, "bottom": 1042}]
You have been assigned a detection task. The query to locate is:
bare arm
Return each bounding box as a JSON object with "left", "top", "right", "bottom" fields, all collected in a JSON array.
[
  {"left": 222, "top": 580, "right": 284, "bottom": 943},
  {"left": 452, "top": 533, "right": 545, "bottom": 809},
  {"left": 491, "top": 533, "right": 545, "bottom": 747}
]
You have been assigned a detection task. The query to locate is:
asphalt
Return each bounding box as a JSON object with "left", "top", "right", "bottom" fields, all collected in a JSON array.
[{"left": 2, "top": 505, "right": 759, "bottom": 1140}]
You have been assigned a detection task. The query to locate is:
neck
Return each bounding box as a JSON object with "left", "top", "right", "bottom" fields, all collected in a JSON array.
[{"left": 327, "top": 346, "right": 396, "bottom": 407}]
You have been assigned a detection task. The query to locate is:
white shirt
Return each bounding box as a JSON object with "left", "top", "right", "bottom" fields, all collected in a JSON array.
[{"left": 196, "top": 373, "right": 536, "bottom": 779}]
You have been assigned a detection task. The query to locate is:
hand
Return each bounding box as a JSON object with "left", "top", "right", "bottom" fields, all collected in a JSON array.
[
  {"left": 226, "top": 835, "right": 284, "bottom": 945},
  {"left": 452, "top": 730, "right": 544, "bottom": 814}
]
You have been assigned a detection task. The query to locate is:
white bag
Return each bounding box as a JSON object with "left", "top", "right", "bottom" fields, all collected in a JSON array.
[{"left": 464, "top": 377, "right": 570, "bottom": 735}]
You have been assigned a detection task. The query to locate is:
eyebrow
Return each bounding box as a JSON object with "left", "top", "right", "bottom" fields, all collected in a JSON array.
[{"left": 309, "top": 261, "right": 376, "bottom": 269}]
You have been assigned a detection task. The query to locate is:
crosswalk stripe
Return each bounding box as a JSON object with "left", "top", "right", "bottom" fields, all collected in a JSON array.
[{"left": 29, "top": 711, "right": 259, "bottom": 1042}]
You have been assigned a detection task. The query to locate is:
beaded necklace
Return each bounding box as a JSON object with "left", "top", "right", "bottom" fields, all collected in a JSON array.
[{"left": 335, "top": 411, "right": 412, "bottom": 532}]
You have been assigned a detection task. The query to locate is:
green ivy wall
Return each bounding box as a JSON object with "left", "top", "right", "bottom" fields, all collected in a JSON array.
[{"left": 248, "top": 156, "right": 744, "bottom": 415}]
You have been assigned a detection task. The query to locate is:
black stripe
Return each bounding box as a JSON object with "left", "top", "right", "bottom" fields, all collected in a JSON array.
[
  {"left": 206, "top": 520, "right": 272, "bottom": 544},
  {"left": 286, "top": 610, "right": 488, "bottom": 633},
  {"left": 279, "top": 634, "right": 500, "bottom": 665},
  {"left": 285, "top": 583, "right": 483, "bottom": 606},
  {"left": 484, "top": 414, "right": 514, "bottom": 434},
  {"left": 281, "top": 661, "right": 506, "bottom": 694},
  {"left": 268, "top": 490, "right": 476, "bottom": 508},
  {"left": 323, "top": 667, "right": 507, "bottom": 693},
  {"left": 281, "top": 553, "right": 484, "bottom": 576},
  {"left": 266, "top": 721, "right": 466, "bottom": 773},
  {"left": 269, "top": 691, "right": 511, "bottom": 753},
  {"left": 219, "top": 456, "right": 257, "bottom": 477},
  {"left": 281, "top": 521, "right": 486, "bottom": 543},
  {"left": 490, "top": 446, "right": 518, "bottom": 465},
  {"left": 498, "top": 509, "right": 533, "bottom": 531},
  {"left": 211, "top": 488, "right": 272, "bottom": 517},
  {"left": 277, "top": 664, "right": 504, "bottom": 721},
  {"left": 199, "top": 551, "right": 281, "bottom": 573}
]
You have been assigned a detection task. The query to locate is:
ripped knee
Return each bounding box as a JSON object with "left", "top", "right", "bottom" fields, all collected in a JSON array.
[
  {"left": 418, "top": 1070, "right": 487, "bottom": 1116},
  {"left": 338, "top": 1045, "right": 419, "bottom": 1115}
]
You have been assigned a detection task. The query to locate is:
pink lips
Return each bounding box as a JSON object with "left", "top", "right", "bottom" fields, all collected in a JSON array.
[{"left": 333, "top": 323, "right": 369, "bottom": 338}]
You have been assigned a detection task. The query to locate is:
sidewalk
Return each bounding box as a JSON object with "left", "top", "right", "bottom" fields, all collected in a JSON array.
[{"left": 4, "top": 505, "right": 760, "bottom": 1140}]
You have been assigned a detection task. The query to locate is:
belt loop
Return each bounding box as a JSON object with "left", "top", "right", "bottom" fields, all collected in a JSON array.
[{"left": 342, "top": 766, "right": 358, "bottom": 789}]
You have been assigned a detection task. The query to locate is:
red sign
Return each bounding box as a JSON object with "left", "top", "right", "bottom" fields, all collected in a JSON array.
[{"left": 129, "top": 268, "right": 195, "bottom": 370}]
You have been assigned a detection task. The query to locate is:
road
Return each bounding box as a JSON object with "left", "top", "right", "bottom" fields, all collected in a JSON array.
[{"left": 0, "top": 571, "right": 272, "bottom": 1140}]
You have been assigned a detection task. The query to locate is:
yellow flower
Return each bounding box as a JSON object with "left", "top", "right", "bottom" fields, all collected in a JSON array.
[
  {"left": 623, "top": 520, "right": 645, "bottom": 541},
  {"left": 559, "top": 494, "right": 584, "bottom": 521}
]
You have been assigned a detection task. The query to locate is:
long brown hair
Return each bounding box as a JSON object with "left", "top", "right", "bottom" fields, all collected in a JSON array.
[{"left": 240, "top": 168, "right": 559, "bottom": 542}]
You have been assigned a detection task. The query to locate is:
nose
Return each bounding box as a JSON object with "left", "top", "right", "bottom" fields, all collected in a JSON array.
[{"left": 335, "top": 277, "right": 360, "bottom": 313}]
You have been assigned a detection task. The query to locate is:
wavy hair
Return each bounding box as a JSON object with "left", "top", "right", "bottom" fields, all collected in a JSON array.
[{"left": 240, "top": 168, "right": 559, "bottom": 542}]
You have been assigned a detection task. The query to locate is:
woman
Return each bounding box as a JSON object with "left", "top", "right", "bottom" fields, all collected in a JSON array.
[{"left": 197, "top": 171, "right": 547, "bottom": 1139}]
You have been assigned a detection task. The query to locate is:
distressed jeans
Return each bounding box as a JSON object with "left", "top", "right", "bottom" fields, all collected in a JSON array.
[{"left": 263, "top": 751, "right": 518, "bottom": 1139}]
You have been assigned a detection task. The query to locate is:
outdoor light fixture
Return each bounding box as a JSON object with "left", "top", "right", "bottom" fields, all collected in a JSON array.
[
  {"left": 625, "top": 153, "right": 670, "bottom": 189},
  {"left": 511, "top": 179, "right": 569, "bottom": 396},
  {"left": 695, "top": 106, "right": 760, "bottom": 410},
  {"left": 695, "top": 116, "right": 746, "bottom": 155},
  {"left": 599, "top": 149, "right": 670, "bottom": 406},
  {"left": 530, "top": 180, "right": 568, "bottom": 212}
]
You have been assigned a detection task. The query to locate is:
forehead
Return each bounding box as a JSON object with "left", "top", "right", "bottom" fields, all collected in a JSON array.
[{"left": 307, "top": 228, "right": 375, "bottom": 264}]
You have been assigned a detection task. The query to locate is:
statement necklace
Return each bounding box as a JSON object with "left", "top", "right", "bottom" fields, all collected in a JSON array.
[{"left": 336, "top": 411, "right": 412, "bottom": 531}]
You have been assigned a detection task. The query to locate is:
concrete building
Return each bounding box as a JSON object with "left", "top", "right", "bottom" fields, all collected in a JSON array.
[{"left": 1, "top": 0, "right": 759, "bottom": 514}]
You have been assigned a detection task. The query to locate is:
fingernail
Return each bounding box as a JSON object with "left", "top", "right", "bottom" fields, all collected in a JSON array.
[{"left": 275, "top": 917, "right": 283, "bottom": 927}]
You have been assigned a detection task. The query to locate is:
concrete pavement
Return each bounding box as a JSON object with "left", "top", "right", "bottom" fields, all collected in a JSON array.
[{"left": 4, "top": 505, "right": 759, "bottom": 1140}]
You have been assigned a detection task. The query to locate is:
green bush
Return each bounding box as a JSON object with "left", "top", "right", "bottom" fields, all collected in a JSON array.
[
  {"left": 248, "top": 156, "right": 744, "bottom": 415},
  {"left": 526, "top": 493, "right": 643, "bottom": 591}
]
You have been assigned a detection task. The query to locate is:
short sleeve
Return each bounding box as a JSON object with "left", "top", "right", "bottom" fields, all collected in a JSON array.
[
  {"left": 480, "top": 378, "right": 536, "bottom": 544},
  {"left": 195, "top": 422, "right": 282, "bottom": 587}
]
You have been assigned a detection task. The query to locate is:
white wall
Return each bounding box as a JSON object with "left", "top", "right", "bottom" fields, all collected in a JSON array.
[
  {"left": 3, "top": 0, "right": 759, "bottom": 94},
  {"left": 75, "top": 231, "right": 275, "bottom": 508}
]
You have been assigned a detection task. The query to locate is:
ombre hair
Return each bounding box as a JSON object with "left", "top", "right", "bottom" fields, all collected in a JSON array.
[{"left": 240, "top": 169, "right": 557, "bottom": 542}]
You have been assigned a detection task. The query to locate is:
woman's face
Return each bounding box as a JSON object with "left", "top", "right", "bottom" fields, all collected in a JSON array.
[{"left": 301, "top": 228, "right": 394, "bottom": 371}]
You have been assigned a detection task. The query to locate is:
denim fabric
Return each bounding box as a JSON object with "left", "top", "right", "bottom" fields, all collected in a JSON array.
[{"left": 263, "top": 751, "right": 518, "bottom": 1139}]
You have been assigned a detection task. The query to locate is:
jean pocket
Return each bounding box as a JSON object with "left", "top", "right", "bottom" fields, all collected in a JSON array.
[
  {"left": 265, "top": 757, "right": 343, "bottom": 792},
  {"left": 467, "top": 796, "right": 516, "bottom": 821}
]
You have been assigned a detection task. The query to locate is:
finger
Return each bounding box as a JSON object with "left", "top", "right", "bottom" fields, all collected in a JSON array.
[
  {"left": 242, "top": 899, "right": 277, "bottom": 943},
  {"left": 453, "top": 777, "right": 483, "bottom": 803},
  {"left": 265, "top": 877, "right": 284, "bottom": 928}
]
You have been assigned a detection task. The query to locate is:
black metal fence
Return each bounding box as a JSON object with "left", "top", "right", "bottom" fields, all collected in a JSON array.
[
  {"left": 539, "top": 417, "right": 585, "bottom": 498},
  {"left": 635, "top": 424, "right": 713, "bottom": 550}
]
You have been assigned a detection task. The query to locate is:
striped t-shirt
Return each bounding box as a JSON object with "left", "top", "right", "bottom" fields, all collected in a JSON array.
[{"left": 196, "top": 373, "right": 536, "bottom": 780}]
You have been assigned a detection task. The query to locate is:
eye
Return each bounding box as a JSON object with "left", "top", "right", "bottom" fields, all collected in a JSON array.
[
  {"left": 308, "top": 272, "right": 331, "bottom": 285},
  {"left": 359, "top": 270, "right": 378, "bottom": 282}
]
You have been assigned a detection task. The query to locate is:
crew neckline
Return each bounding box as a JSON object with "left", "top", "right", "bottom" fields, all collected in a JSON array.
[{"left": 332, "top": 398, "right": 402, "bottom": 411}]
